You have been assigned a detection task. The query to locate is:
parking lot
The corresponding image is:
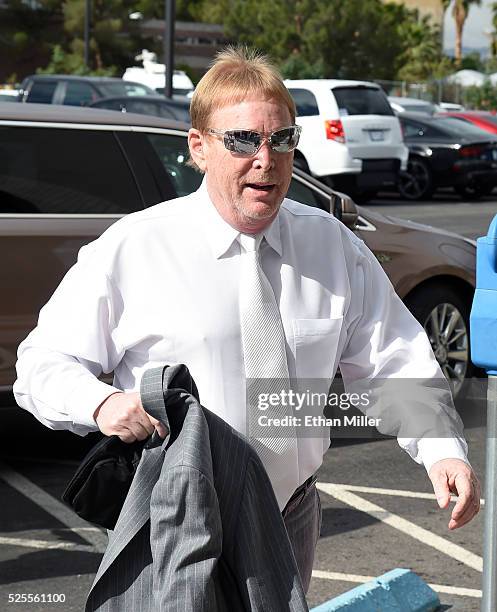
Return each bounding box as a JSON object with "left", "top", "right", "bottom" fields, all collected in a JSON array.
[{"left": 1, "top": 191, "right": 495, "bottom": 611}]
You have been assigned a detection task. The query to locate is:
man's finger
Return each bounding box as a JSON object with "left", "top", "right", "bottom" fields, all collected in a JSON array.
[
  {"left": 450, "top": 473, "right": 473, "bottom": 520},
  {"left": 125, "top": 419, "right": 154, "bottom": 441},
  {"left": 448, "top": 476, "right": 480, "bottom": 529},
  {"left": 429, "top": 470, "right": 450, "bottom": 508},
  {"left": 449, "top": 496, "right": 479, "bottom": 530},
  {"left": 149, "top": 415, "right": 169, "bottom": 439},
  {"left": 117, "top": 428, "right": 137, "bottom": 444},
  {"left": 135, "top": 412, "right": 156, "bottom": 437}
]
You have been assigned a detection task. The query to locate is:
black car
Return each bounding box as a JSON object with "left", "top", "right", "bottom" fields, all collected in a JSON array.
[
  {"left": 89, "top": 95, "right": 191, "bottom": 122},
  {"left": 19, "top": 74, "right": 159, "bottom": 107},
  {"left": 398, "top": 112, "right": 497, "bottom": 200}
]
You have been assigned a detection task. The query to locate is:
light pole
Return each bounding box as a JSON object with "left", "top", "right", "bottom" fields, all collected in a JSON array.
[
  {"left": 163, "top": 0, "right": 175, "bottom": 98},
  {"left": 84, "top": 0, "right": 91, "bottom": 70}
]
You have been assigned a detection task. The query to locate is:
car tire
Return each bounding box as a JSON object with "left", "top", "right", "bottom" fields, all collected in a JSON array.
[
  {"left": 405, "top": 285, "right": 473, "bottom": 401},
  {"left": 398, "top": 157, "right": 433, "bottom": 201}
]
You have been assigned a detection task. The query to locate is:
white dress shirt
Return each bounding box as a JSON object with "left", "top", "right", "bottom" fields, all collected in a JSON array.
[{"left": 14, "top": 180, "right": 468, "bottom": 509}]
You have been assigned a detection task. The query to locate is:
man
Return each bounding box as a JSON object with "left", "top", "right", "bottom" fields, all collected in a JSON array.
[{"left": 14, "top": 47, "right": 480, "bottom": 593}]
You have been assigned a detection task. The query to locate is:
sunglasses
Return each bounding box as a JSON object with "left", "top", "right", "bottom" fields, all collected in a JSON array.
[{"left": 206, "top": 125, "right": 302, "bottom": 156}]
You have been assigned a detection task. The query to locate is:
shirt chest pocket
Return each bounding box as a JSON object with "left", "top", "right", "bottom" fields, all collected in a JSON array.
[{"left": 292, "top": 317, "right": 344, "bottom": 379}]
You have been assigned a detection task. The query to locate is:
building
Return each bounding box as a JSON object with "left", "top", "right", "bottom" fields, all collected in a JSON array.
[
  {"left": 136, "top": 20, "right": 230, "bottom": 80},
  {"left": 385, "top": 0, "right": 444, "bottom": 27}
]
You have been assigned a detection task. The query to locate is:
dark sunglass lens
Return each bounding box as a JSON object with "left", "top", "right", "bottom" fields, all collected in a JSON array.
[{"left": 271, "top": 127, "right": 300, "bottom": 152}]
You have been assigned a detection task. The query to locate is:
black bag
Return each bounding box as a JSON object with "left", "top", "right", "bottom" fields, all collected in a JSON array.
[
  {"left": 61, "top": 365, "right": 195, "bottom": 530},
  {"left": 62, "top": 435, "right": 147, "bottom": 530}
]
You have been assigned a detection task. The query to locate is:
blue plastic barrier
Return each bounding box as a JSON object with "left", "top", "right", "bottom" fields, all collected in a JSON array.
[{"left": 310, "top": 568, "right": 439, "bottom": 611}]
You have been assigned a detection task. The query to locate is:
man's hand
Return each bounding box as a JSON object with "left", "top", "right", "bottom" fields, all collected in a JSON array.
[
  {"left": 93, "top": 392, "right": 169, "bottom": 443},
  {"left": 428, "top": 458, "right": 481, "bottom": 530}
]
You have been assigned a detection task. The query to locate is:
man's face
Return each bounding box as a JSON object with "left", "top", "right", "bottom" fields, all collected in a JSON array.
[{"left": 189, "top": 97, "right": 294, "bottom": 233}]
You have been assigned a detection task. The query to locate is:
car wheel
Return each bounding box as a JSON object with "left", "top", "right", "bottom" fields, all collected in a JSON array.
[
  {"left": 398, "top": 158, "right": 433, "bottom": 201},
  {"left": 405, "top": 285, "right": 472, "bottom": 400}
]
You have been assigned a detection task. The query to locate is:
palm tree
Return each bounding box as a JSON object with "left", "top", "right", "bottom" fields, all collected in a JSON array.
[{"left": 442, "top": 0, "right": 481, "bottom": 65}]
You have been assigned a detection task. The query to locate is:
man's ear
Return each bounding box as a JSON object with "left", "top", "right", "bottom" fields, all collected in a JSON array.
[{"left": 188, "top": 128, "right": 207, "bottom": 172}]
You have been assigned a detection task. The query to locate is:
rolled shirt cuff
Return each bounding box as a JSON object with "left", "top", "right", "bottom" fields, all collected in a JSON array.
[
  {"left": 417, "top": 436, "right": 469, "bottom": 474},
  {"left": 68, "top": 378, "right": 123, "bottom": 430}
]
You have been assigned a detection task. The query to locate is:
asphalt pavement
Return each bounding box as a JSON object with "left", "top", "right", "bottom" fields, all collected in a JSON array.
[
  {"left": 1, "top": 191, "right": 496, "bottom": 611},
  {"left": 370, "top": 189, "right": 497, "bottom": 240}
]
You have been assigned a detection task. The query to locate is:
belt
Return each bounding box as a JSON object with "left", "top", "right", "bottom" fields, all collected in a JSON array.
[{"left": 282, "top": 473, "right": 317, "bottom": 517}]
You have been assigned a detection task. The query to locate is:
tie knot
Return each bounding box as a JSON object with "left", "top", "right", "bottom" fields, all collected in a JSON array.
[{"left": 239, "top": 233, "right": 263, "bottom": 254}]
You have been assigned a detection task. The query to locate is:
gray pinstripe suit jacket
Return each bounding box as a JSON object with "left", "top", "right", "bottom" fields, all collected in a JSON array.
[{"left": 86, "top": 364, "right": 308, "bottom": 612}]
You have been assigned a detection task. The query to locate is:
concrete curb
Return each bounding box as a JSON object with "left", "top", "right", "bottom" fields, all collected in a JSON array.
[{"left": 310, "top": 568, "right": 440, "bottom": 611}]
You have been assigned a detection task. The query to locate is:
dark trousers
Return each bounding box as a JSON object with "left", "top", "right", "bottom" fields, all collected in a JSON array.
[{"left": 282, "top": 478, "right": 322, "bottom": 594}]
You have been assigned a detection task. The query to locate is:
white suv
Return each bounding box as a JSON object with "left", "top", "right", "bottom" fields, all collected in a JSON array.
[{"left": 285, "top": 79, "right": 408, "bottom": 199}]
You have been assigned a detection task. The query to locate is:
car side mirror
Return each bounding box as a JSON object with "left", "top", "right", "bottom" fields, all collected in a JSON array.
[{"left": 330, "top": 191, "right": 358, "bottom": 229}]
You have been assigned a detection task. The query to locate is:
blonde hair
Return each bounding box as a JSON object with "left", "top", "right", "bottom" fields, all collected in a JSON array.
[{"left": 190, "top": 46, "right": 296, "bottom": 131}]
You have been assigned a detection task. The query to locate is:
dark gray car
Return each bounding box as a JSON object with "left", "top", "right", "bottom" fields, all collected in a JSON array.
[
  {"left": 19, "top": 74, "right": 159, "bottom": 106},
  {"left": 89, "top": 95, "right": 191, "bottom": 122}
]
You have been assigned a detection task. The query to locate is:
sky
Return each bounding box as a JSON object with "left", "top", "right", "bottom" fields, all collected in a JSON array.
[{"left": 443, "top": 0, "right": 494, "bottom": 53}]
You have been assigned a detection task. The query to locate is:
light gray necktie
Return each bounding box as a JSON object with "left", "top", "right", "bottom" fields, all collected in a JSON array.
[{"left": 238, "top": 233, "right": 298, "bottom": 506}]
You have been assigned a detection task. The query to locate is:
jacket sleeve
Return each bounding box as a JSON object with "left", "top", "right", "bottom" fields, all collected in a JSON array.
[{"left": 149, "top": 464, "right": 226, "bottom": 611}]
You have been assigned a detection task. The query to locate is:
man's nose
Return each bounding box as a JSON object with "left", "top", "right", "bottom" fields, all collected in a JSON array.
[{"left": 252, "top": 140, "right": 274, "bottom": 170}]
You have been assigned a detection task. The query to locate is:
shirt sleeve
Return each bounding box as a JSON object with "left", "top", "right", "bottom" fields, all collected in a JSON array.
[
  {"left": 338, "top": 236, "right": 468, "bottom": 473},
  {"left": 13, "top": 241, "right": 124, "bottom": 436}
]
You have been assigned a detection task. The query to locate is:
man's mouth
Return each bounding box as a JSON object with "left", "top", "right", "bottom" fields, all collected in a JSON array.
[{"left": 244, "top": 183, "right": 276, "bottom": 192}]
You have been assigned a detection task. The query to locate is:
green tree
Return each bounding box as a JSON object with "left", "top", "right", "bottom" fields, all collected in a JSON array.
[
  {"left": 396, "top": 11, "right": 452, "bottom": 82},
  {"left": 0, "top": 0, "right": 63, "bottom": 81},
  {"left": 463, "top": 80, "right": 497, "bottom": 110},
  {"left": 460, "top": 51, "right": 484, "bottom": 70},
  {"left": 60, "top": 0, "right": 139, "bottom": 74},
  {"left": 200, "top": 0, "right": 410, "bottom": 80},
  {"left": 193, "top": 0, "right": 454, "bottom": 82}
]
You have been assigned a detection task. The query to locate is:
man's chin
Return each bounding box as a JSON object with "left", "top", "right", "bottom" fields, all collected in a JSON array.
[{"left": 241, "top": 197, "right": 282, "bottom": 220}]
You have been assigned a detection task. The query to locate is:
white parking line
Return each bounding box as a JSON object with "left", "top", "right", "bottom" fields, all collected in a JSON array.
[
  {"left": 0, "top": 461, "right": 107, "bottom": 553},
  {"left": 311, "top": 570, "right": 482, "bottom": 598},
  {"left": 330, "top": 482, "right": 485, "bottom": 505},
  {"left": 317, "top": 482, "right": 483, "bottom": 572},
  {"left": 0, "top": 535, "right": 94, "bottom": 553}
]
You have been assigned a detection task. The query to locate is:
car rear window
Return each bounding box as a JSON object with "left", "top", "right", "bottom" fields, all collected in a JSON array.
[
  {"left": 62, "top": 81, "right": 97, "bottom": 106},
  {"left": 288, "top": 89, "right": 319, "bottom": 117},
  {"left": 431, "top": 117, "right": 494, "bottom": 138},
  {"left": 0, "top": 126, "right": 142, "bottom": 214},
  {"left": 332, "top": 87, "right": 394, "bottom": 116},
  {"left": 400, "top": 118, "right": 445, "bottom": 139},
  {"left": 146, "top": 133, "right": 202, "bottom": 197},
  {"left": 100, "top": 82, "right": 156, "bottom": 97}
]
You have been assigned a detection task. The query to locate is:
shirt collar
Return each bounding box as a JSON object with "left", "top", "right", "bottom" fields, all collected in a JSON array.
[{"left": 195, "top": 177, "right": 283, "bottom": 259}]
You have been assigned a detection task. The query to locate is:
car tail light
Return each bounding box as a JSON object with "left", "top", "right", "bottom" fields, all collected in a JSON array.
[
  {"left": 325, "top": 120, "right": 345, "bottom": 143},
  {"left": 458, "top": 145, "right": 484, "bottom": 159}
]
